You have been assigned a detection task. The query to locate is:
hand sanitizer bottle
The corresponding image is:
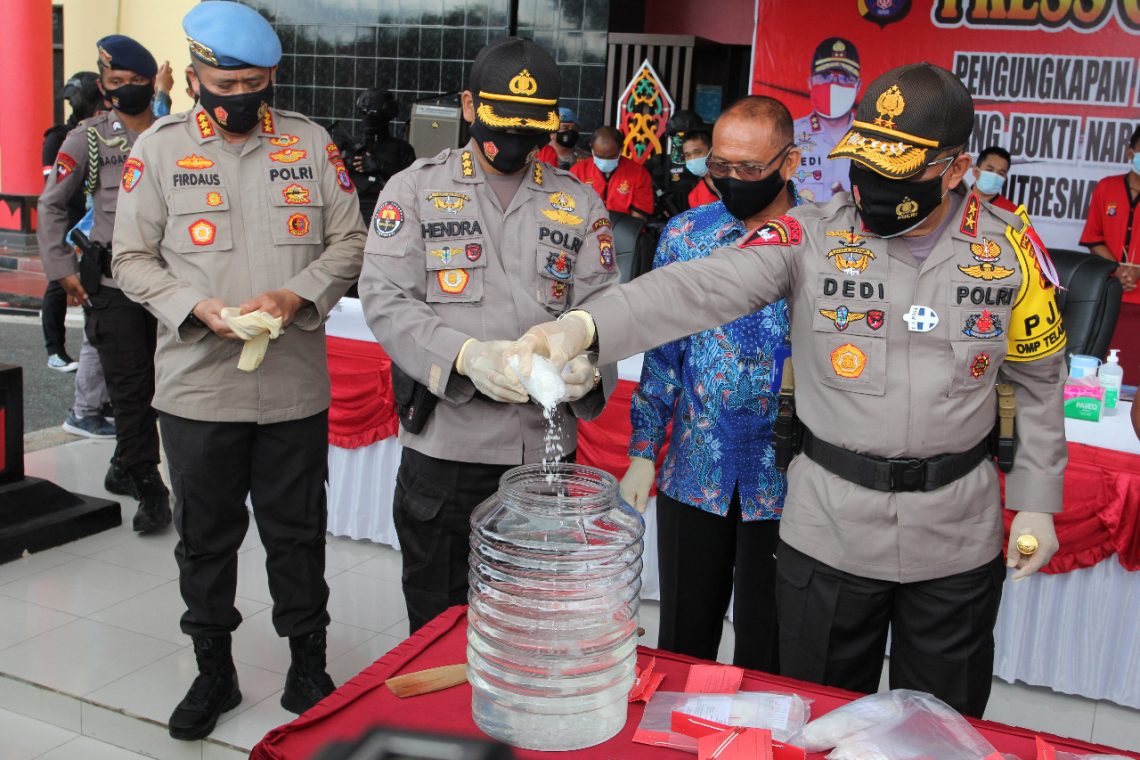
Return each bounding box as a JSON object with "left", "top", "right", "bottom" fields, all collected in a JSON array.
[{"left": 1099, "top": 349, "right": 1124, "bottom": 411}]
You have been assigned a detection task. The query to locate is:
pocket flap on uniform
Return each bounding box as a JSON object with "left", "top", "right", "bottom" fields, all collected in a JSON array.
[
  {"left": 776, "top": 547, "right": 815, "bottom": 589},
  {"left": 400, "top": 476, "right": 449, "bottom": 522},
  {"left": 170, "top": 187, "right": 231, "bottom": 214},
  {"left": 424, "top": 241, "right": 487, "bottom": 271}
]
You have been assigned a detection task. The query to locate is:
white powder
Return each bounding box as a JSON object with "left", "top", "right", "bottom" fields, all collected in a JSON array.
[{"left": 508, "top": 355, "right": 566, "bottom": 411}]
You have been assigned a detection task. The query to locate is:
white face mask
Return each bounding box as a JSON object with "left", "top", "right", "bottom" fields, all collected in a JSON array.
[
  {"left": 811, "top": 83, "right": 858, "bottom": 120},
  {"left": 961, "top": 167, "right": 977, "bottom": 189}
]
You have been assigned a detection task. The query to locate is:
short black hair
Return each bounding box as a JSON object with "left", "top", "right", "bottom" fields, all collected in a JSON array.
[
  {"left": 682, "top": 130, "right": 711, "bottom": 149},
  {"left": 718, "top": 95, "right": 794, "bottom": 146},
  {"left": 977, "top": 145, "right": 1011, "bottom": 166},
  {"left": 1130, "top": 125, "right": 1140, "bottom": 151}
]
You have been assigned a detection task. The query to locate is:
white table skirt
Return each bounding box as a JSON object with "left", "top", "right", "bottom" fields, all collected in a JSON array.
[{"left": 324, "top": 299, "right": 1139, "bottom": 708}]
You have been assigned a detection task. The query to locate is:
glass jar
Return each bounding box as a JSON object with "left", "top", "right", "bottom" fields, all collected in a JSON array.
[{"left": 467, "top": 463, "right": 645, "bottom": 751}]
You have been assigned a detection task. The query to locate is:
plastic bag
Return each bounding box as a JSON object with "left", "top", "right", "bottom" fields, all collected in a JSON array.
[
  {"left": 635, "top": 691, "right": 813, "bottom": 752},
  {"left": 791, "top": 690, "right": 998, "bottom": 760}
]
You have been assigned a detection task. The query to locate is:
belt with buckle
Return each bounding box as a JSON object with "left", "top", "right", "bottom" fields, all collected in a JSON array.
[{"left": 801, "top": 428, "right": 990, "bottom": 492}]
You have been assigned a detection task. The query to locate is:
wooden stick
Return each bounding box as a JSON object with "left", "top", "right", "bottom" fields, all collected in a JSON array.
[{"left": 385, "top": 663, "right": 468, "bottom": 698}]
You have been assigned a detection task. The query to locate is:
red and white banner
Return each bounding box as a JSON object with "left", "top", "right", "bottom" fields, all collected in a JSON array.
[{"left": 751, "top": 0, "right": 1140, "bottom": 250}]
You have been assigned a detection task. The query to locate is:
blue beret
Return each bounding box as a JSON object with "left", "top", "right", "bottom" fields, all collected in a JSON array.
[
  {"left": 558, "top": 108, "right": 579, "bottom": 125},
  {"left": 183, "top": 1, "right": 281, "bottom": 69},
  {"left": 96, "top": 35, "right": 157, "bottom": 79}
]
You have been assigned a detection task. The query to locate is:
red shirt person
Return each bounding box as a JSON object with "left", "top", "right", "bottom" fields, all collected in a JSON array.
[
  {"left": 1080, "top": 125, "right": 1140, "bottom": 380},
  {"left": 970, "top": 146, "right": 1016, "bottom": 213},
  {"left": 571, "top": 126, "right": 654, "bottom": 219},
  {"left": 536, "top": 107, "right": 586, "bottom": 170}
]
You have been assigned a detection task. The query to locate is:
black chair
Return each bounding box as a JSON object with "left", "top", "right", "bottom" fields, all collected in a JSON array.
[
  {"left": 1050, "top": 248, "right": 1123, "bottom": 359},
  {"left": 607, "top": 211, "right": 660, "bottom": 283}
]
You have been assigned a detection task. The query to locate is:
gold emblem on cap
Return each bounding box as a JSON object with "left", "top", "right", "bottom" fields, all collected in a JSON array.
[
  {"left": 1016, "top": 534, "right": 1038, "bottom": 556},
  {"left": 187, "top": 37, "right": 219, "bottom": 66},
  {"left": 475, "top": 104, "right": 559, "bottom": 131},
  {"left": 874, "top": 84, "right": 905, "bottom": 130},
  {"left": 896, "top": 197, "right": 919, "bottom": 220},
  {"left": 509, "top": 69, "right": 538, "bottom": 96},
  {"left": 98, "top": 46, "right": 113, "bottom": 67},
  {"left": 833, "top": 40, "right": 846, "bottom": 53}
]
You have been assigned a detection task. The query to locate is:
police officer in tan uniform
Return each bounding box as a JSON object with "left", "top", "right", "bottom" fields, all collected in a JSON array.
[
  {"left": 510, "top": 64, "right": 1066, "bottom": 717},
  {"left": 112, "top": 2, "right": 364, "bottom": 740},
  {"left": 37, "top": 35, "right": 171, "bottom": 533},
  {"left": 358, "top": 37, "right": 620, "bottom": 633}
]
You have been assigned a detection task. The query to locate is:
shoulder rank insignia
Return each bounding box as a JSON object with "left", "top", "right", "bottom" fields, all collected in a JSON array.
[
  {"left": 461, "top": 150, "right": 475, "bottom": 178},
  {"left": 261, "top": 108, "right": 275, "bottom": 135},
  {"left": 195, "top": 112, "right": 215, "bottom": 139},
  {"left": 819, "top": 305, "right": 866, "bottom": 331},
  {"left": 269, "top": 134, "right": 299, "bottom": 147},
  {"left": 176, "top": 154, "right": 214, "bottom": 170},
  {"left": 959, "top": 194, "right": 980, "bottom": 237},
  {"left": 532, "top": 161, "right": 544, "bottom": 186},
  {"left": 325, "top": 142, "right": 341, "bottom": 162},
  {"left": 739, "top": 215, "right": 802, "bottom": 248},
  {"left": 427, "top": 192, "right": 470, "bottom": 214},
  {"left": 543, "top": 191, "right": 584, "bottom": 226}
]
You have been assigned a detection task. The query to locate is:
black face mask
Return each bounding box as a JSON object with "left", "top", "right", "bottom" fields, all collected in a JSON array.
[
  {"left": 362, "top": 112, "right": 390, "bottom": 136},
  {"left": 198, "top": 80, "right": 274, "bottom": 134},
  {"left": 849, "top": 163, "right": 950, "bottom": 238},
  {"left": 711, "top": 170, "right": 788, "bottom": 222},
  {"left": 469, "top": 120, "right": 548, "bottom": 174},
  {"left": 555, "top": 129, "right": 579, "bottom": 148},
  {"left": 104, "top": 82, "right": 154, "bottom": 116}
]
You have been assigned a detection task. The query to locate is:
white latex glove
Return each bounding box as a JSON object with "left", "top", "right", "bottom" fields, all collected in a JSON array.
[
  {"left": 1006, "top": 511, "right": 1059, "bottom": 581},
  {"left": 561, "top": 354, "right": 597, "bottom": 402},
  {"left": 219, "top": 307, "right": 283, "bottom": 372},
  {"left": 619, "top": 457, "right": 655, "bottom": 513},
  {"left": 508, "top": 310, "right": 595, "bottom": 377},
  {"left": 456, "top": 339, "right": 528, "bottom": 403}
]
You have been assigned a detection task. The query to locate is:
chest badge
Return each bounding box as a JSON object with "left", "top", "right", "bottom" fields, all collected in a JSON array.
[
  {"left": 902, "top": 305, "right": 939, "bottom": 333},
  {"left": 269, "top": 134, "right": 300, "bottom": 147},
  {"left": 970, "top": 352, "right": 991, "bottom": 379},
  {"left": 189, "top": 219, "right": 216, "bottom": 246},
  {"left": 545, "top": 250, "right": 574, "bottom": 280},
  {"left": 465, "top": 243, "right": 483, "bottom": 262},
  {"left": 373, "top": 201, "right": 403, "bottom": 237},
  {"left": 429, "top": 246, "right": 462, "bottom": 265},
  {"left": 177, "top": 154, "right": 214, "bottom": 170},
  {"left": 437, "top": 269, "right": 470, "bottom": 294},
  {"left": 866, "top": 308, "right": 885, "bottom": 330},
  {"left": 616, "top": 180, "right": 631, "bottom": 195},
  {"left": 269, "top": 148, "right": 308, "bottom": 163},
  {"left": 282, "top": 184, "right": 310, "bottom": 205},
  {"left": 543, "top": 191, "right": 584, "bottom": 226},
  {"left": 963, "top": 310, "right": 1004, "bottom": 339},
  {"left": 819, "top": 305, "right": 866, "bottom": 332},
  {"left": 830, "top": 343, "right": 867, "bottom": 379},
  {"left": 427, "top": 192, "right": 470, "bottom": 214},
  {"left": 287, "top": 212, "right": 311, "bottom": 237},
  {"left": 959, "top": 238, "right": 1014, "bottom": 280},
  {"left": 825, "top": 228, "right": 875, "bottom": 275},
  {"left": 206, "top": 192, "right": 223, "bottom": 207}
]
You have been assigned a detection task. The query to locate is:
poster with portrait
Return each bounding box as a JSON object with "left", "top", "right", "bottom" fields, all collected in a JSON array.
[{"left": 750, "top": 0, "right": 1140, "bottom": 249}]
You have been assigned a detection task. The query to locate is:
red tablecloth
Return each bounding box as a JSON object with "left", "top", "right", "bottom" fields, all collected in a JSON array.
[
  {"left": 326, "top": 336, "right": 397, "bottom": 449},
  {"left": 252, "top": 606, "right": 1140, "bottom": 760},
  {"left": 578, "top": 380, "right": 1140, "bottom": 575}
]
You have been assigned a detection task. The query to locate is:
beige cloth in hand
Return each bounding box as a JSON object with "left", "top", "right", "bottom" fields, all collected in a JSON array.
[{"left": 220, "top": 307, "right": 283, "bottom": 372}]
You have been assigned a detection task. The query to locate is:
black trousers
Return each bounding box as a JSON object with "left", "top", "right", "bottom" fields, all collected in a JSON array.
[
  {"left": 159, "top": 411, "right": 331, "bottom": 638},
  {"left": 393, "top": 448, "right": 513, "bottom": 633},
  {"left": 85, "top": 287, "right": 159, "bottom": 469},
  {"left": 656, "top": 490, "right": 781, "bottom": 672},
  {"left": 776, "top": 542, "right": 1005, "bottom": 718},
  {"left": 41, "top": 280, "right": 67, "bottom": 355}
]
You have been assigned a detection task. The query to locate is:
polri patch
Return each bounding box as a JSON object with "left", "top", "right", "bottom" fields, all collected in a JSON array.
[
  {"left": 598, "top": 232, "right": 615, "bottom": 271},
  {"left": 121, "top": 157, "right": 144, "bottom": 192},
  {"left": 373, "top": 201, "right": 404, "bottom": 238},
  {"left": 592, "top": 217, "right": 612, "bottom": 231}
]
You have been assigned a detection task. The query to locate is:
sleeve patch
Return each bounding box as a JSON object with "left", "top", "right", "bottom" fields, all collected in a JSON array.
[
  {"left": 54, "top": 153, "right": 77, "bottom": 183},
  {"left": 121, "top": 157, "right": 144, "bottom": 192},
  {"left": 738, "top": 215, "right": 802, "bottom": 248}
]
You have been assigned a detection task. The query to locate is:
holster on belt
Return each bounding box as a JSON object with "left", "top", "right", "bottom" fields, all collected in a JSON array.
[
  {"left": 990, "top": 383, "right": 1017, "bottom": 473},
  {"left": 772, "top": 357, "right": 803, "bottom": 473},
  {"left": 391, "top": 363, "right": 438, "bottom": 435},
  {"left": 71, "top": 230, "right": 108, "bottom": 297}
]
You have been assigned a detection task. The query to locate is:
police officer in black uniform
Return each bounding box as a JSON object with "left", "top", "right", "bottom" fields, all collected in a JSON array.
[
  {"left": 648, "top": 109, "right": 707, "bottom": 220},
  {"left": 334, "top": 88, "right": 417, "bottom": 223}
]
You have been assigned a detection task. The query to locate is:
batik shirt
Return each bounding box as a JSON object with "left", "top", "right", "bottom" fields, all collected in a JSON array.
[{"left": 628, "top": 199, "right": 792, "bottom": 520}]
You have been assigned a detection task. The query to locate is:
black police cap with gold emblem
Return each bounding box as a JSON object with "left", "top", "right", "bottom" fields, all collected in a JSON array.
[
  {"left": 828, "top": 63, "right": 973, "bottom": 180},
  {"left": 96, "top": 35, "right": 157, "bottom": 79},
  {"left": 469, "top": 37, "right": 560, "bottom": 133},
  {"left": 813, "top": 37, "right": 859, "bottom": 78}
]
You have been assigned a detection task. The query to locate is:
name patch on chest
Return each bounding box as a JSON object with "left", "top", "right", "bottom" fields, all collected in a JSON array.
[
  {"left": 421, "top": 220, "right": 483, "bottom": 239},
  {"left": 173, "top": 173, "right": 221, "bottom": 187},
  {"left": 822, "top": 277, "right": 885, "bottom": 300}
]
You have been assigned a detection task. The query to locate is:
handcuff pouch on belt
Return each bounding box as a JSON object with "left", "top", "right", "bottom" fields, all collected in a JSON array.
[
  {"left": 773, "top": 356, "right": 802, "bottom": 473},
  {"left": 391, "top": 362, "right": 438, "bottom": 435},
  {"left": 990, "top": 383, "right": 1017, "bottom": 473}
]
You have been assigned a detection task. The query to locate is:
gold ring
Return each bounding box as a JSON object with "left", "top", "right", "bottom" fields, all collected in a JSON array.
[{"left": 1015, "top": 534, "right": 1038, "bottom": 556}]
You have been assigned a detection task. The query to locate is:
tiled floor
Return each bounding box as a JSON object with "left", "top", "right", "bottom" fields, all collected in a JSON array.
[{"left": 1, "top": 437, "right": 1138, "bottom": 758}]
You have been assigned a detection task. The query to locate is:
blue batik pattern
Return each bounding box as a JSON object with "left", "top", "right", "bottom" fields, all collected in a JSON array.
[{"left": 628, "top": 200, "right": 791, "bottom": 520}]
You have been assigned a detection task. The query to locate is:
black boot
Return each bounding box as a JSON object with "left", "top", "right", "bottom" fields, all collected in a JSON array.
[
  {"left": 281, "top": 630, "right": 336, "bottom": 714},
  {"left": 169, "top": 634, "right": 242, "bottom": 741},
  {"left": 104, "top": 457, "right": 135, "bottom": 497},
  {"left": 128, "top": 465, "right": 172, "bottom": 533}
]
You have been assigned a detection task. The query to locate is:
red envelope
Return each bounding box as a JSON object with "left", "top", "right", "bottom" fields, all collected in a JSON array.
[
  {"left": 685, "top": 663, "right": 745, "bottom": 694},
  {"left": 697, "top": 727, "right": 773, "bottom": 760},
  {"left": 629, "top": 656, "right": 666, "bottom": 703},
  {"left": 671, "top": 711, "right": 806, "bottom": 760}
]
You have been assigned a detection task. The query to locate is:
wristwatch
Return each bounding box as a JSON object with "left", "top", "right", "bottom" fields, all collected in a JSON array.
[
  {"left": 184, "top": 311, "right": 207, "bottom": 330},
  {"left": 592, "top": 367, "right": 602, "bottom": 388}
]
